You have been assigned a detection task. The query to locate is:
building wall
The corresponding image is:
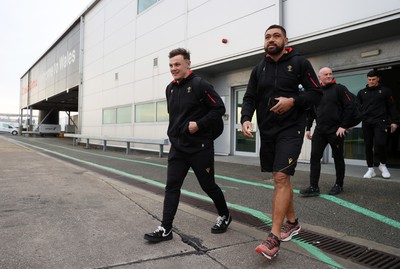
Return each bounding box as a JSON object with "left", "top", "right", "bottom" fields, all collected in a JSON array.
[
  {"left": 283, "top": 0, "right": 399, "bottom": 39},
  {"left": 21, "top": 0, "right": 400, "bottom": 158},
  {"left": 79, "top": 0, "right": 282, "bottom": 150},
  {"left": 20, "top": 24, "right": 81, "bottom": 109}
]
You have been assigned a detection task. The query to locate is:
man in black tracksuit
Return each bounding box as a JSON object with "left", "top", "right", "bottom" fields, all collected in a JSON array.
[
  {"left": 357, "top": 70, "right": 398, "bottom": 179},
  {"left": 144, "top": 48, "right": 231, "bottom": 243},
  {"left": 241, "top": 25, "right": 322, "bottom": 260},
  {"left": 300, "top": 67, "right": 354, "bottom": 197}
]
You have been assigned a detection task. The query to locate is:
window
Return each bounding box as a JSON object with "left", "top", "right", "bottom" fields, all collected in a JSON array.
[
  {"left": 135, "top": 103, "right": 156, "bottom": 122},
  {"left": 137, "top": 0, "right": 159, "bottom": 14},
  {"left": 117, "top": 106, "right": 132, "bottom": 124},
  {"left": 103, "top": 108, "right": 116, "bottom": 124},
  {"left": 135, "top": 101, "right": 168, "bottom": 123},
  {"left": 103, "top": 105, "right": 132, "bottom": 124},
  {"left": 156, "top": 100, "right": 168, "bottom": 121}
]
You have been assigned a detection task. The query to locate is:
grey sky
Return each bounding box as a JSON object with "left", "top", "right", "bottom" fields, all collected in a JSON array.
[{"left": 0, "top": 0, "right": 92, "bottom": 114}]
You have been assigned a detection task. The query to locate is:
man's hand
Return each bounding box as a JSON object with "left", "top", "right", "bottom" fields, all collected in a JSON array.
[
  {"left": 305, "top": 130, "right": 312, "bottom": 140},
  {"left": 242, "top": 121, "right": 254, "bottom": 138},
  {"left": 188, "top": 121, "right": 199, "bottom": 134},
  {"left": 391, "top": 123, "right": 398, "bottom": 133},
  {"left": 336, "top": 127, "right": 347, "bottom": 137},
  {"left": 269, "top": 97, "right": 295, "bottom": 115}
]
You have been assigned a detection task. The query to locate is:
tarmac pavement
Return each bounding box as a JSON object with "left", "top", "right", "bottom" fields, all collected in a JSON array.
[{"left": 0, "top": 135, "right": 397, "bottom": 268}]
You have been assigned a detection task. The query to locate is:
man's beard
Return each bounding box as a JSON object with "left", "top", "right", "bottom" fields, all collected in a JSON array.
[{"left": 265, "top": 44, "right": 284, "bottom": 55}]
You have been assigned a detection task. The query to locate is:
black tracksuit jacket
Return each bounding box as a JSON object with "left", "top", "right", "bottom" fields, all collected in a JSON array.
[
  {"left": 307, "top": 82, "right": 354, "bottom": 134},
  {"left": 241, "top": 48, "right": 322, "bottom": 137},
  {"left": 357, "top": 84, "right": 399, "bottom": 125},
  {"left": 166, "top": 73, "right": 225, "bottom": 154}
]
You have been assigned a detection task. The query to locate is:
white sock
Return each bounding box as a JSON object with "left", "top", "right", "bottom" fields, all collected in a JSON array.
[
  {"left": 368, "top": 167, "right": 374, "bottom": 172},
  {"left": 379, "top": 163, "right": 386, "bottom": 167}
]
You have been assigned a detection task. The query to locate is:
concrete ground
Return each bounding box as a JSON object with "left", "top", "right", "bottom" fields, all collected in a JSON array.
[{"left": 1, "top": 135, "right": 398, "bottom": 268}]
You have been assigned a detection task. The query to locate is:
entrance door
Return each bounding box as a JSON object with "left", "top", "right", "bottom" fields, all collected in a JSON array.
[
  {"left": 233, "top": 87, "right": 258, "bottom": 156},
  {"left": 378, "top": 64, "right": 400, "bottom": 167},
  {"left": 335, "top": 70, "right": 367, "bottom": 165}
]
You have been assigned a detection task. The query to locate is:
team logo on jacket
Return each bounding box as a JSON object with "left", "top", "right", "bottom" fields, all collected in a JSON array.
[
  {"left": 288, "top": 158, "right": 293, "bottom": 164},
  {"left": 287, "top": 65, "right": 293, "bottom": 72},
  {"left": 187, "top": 86, "right": 192, "bottom": 93}
]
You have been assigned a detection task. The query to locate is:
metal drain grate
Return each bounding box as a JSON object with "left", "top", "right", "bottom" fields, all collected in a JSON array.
[
  {"left": 142, "top": 186, "right": 400, "bottom": 268},
  {"left": 296, "top": 231, "right": 400, "bottom": 269},
  {"left": 173, "top": 193, "right": 400, "bottom": 269},
  {"left": 47, "top": 152, "right": 400, "bottom": 269}
]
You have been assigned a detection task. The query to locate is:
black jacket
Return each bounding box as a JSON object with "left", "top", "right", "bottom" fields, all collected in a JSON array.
[
  {"left": 241, "top": 48, "right": 322, "bottom": 137},
  {"left": 307, "top": 82, "right": 354, "bottom": 134},
  {"left": 166, "top": 72, "right": 225, "bottom": 153},
  {"left": 357, "top": 84, "right": 399, "bottom": 125}
]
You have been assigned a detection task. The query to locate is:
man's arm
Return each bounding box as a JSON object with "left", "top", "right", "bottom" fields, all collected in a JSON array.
[
  {"left": 195, "top": 79, "right": 226, "bottom": 132},
  {"left": 292, "top": 58, "right": 322, "bottom": 109}
]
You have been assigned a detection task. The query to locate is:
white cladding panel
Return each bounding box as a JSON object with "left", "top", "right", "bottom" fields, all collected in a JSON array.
[
  {"left": 187, "top": 0, "right": 275, "bottom": 37},
  {"left": 84, "top": 4, "right": 106, "bottom": 51},
  {"left": 104, "top": 22, "right": 135, "bottom": 57},
  {"left": 135, "top": 0, "right": 186, "bottom": 37},
  {"left": 103, "top": 42, "right": 135, "bottom": 73},
  {"left": 102, "top": 62, "right": 135, "bottom": 92},
  {"left": 135, "top": 16, "right": 187, "bottom": 60},
  {"left": 103, "top": 0, "right": 134, "bottom": 23},
  {"left": 188, "top": 7, "right": 276, "bottom": 66},
  {"left": 283, "top": 0, "right": 400, "bottom": 38}
]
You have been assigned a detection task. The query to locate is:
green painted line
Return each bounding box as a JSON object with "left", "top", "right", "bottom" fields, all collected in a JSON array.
[
  {"left": 16, "top": 140, "right": 344, "bottom": 267},
  {"left": 215, "top": 173, "right": 400, "bottom": 229},
  {"left": 320, "top": 194, "right": 400, "bottom": 229},
  {"left": 20, "top": 139, "right": 400, "bottom": 230},
  {"left": 294, "top": 239, "right": 344, "bottom": 269}
]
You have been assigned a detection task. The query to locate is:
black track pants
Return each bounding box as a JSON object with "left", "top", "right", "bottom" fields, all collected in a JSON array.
[
  {"left": 309, "top": 131, "right": 345, "bottom": 187},
  {"left": 161, "top": 147, "right": 229, "bottom": 230},
  {"left": 362, "top": 122, "right": 388, "bottom": 167}
]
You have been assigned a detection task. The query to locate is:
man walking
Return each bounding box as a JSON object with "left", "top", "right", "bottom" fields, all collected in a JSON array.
[
  {"left": 300, "top": 67, "right": 354, "bottom": 197},
  {"left": 241, "top": 25, "right": 322, "bottom": 259},
  {"left": 144, "top": 48, "right": 231, "bottom": 243},
  {"left": 358, "top": 70, "right": 398, "bottom": 179}
]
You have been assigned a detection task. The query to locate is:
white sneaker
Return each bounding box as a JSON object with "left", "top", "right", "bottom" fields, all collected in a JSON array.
[
  {"left": 363, "top": 169, "right": 376, "bottom": 178},
  {"left": 379, "top": 164, "right": 391, "bottom": 179}
]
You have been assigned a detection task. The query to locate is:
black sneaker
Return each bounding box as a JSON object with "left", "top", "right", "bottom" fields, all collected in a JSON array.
[
  {"left": 328, "top": 184, "right": 343, "bottom": 195},
  {"left": 299, "top": 186, "right": 320, "bottom": 197},
  {"left": 144, "top": 226, "right": 173, "bottom": 242},
  {"left": 211, "top": 214, "right": 232, "bottom": 234}
]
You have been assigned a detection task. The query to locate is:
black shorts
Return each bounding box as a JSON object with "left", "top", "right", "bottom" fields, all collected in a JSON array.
[{"left": 259, "top": 126, "right": 305, "bottom": 176}]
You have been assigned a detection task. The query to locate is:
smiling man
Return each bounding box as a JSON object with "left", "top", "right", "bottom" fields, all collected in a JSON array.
[
  {"left": 144, "top": 48, "right": 231, "bottom": 243},
  {"left": 241, "top": 25, "right": 322, "bottom": 260}
]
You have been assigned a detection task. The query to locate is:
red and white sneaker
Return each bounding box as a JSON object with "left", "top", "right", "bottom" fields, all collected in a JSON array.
[
  {"left": 280, "top": 219, "right": 301, "bottom": 242},
  {"left": 255, "top": 233, "right": 280, "bottom": 260}
]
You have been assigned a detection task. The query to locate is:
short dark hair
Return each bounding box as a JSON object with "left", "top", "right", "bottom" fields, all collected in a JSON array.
[
  {"left": 168, "top": 48, "right": 190, "bottom": 60},
  {"left": 266, "top": 24, "right": 287, "bottom": 37},
  {"left": 367, "top": 70, "right": 381, "bottom": 78}
]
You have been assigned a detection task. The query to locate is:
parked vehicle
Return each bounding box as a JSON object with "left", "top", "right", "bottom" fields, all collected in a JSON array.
[
  {"left": 0, "top": 122, "right": 19, "bottom": 135},
  {"left": 34, "top": 124, "right": 61, "bottom": 136}
]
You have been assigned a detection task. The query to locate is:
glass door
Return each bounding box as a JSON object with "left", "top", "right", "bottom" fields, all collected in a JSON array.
[
  {"left": 335, "top": 70, "right": 368, "bottom": 165},
  {"left": 233, "top": 87, "right": 258, "bottom": 156}
]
